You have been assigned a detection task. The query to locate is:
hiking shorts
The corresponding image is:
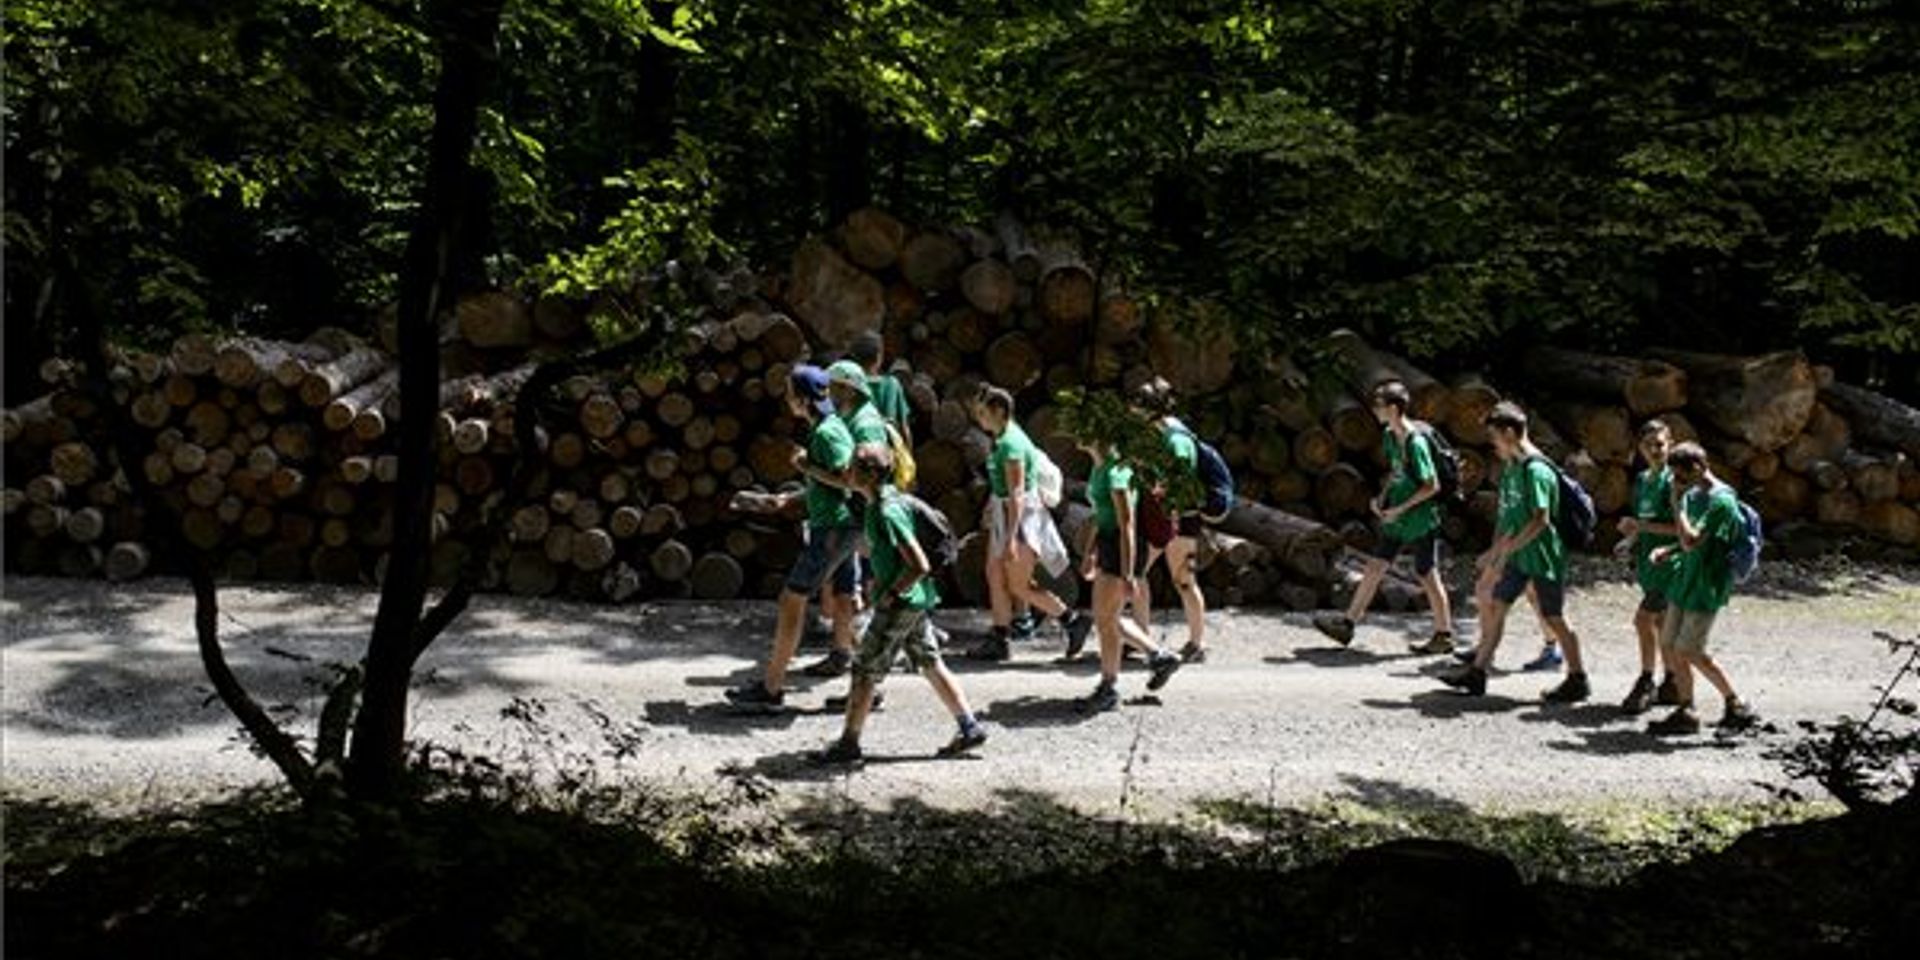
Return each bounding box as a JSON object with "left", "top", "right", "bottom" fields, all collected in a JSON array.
[
  {"left": 1638, "top": 589, "right": 1670, "bottom": 614},
  {"left": 786, "top": 525, "right": 862, "bottom": 596},
  {"left": 1492, "top": 567, "right": 1565, "bottom": 618},
  {"left": 1096, "top": 528, "right": 1144, "bottom": 578},
  {"left": 1370, "top": 531, "right": 1442, "bottom": 576},
  {"left": 854, "top": 605, "right": 939, "bottom": 681},
  {"left": 1662, "top": 607, "right": 1717, "bottom": 655}
]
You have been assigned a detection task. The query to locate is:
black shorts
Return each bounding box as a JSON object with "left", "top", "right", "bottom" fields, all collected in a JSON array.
[
  {"left": 1369, "top": 531, "right": 1442, "bottom": 576},
  {"left": 1176, "top": 514, "right": 1203, "bottom": 539},
  {"left": 1492, "top": 567, "right": 1566, "bottom": 618},
  {"left": 1638, "top": 589, "right": 1669, "bottom": 614},
  {"left": 1096, "top": 528, "right": 1143, "bottom": 578}
]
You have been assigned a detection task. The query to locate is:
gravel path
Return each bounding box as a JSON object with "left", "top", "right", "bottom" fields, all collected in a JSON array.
[{"left": 5, "top": 562, "right": 1916, "bottom": 818}]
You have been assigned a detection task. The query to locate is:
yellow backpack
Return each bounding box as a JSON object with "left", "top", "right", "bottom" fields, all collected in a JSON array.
[{"left": 885, "top": 422, "right": 917, "bottom": 491}]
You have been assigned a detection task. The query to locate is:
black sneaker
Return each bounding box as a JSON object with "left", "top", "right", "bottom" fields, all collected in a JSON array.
[
  {"left": 1146, "top": 651, "right": 1183, "bottom": 691},
  {"left": 1179, "top": 642, "right": 1207, "bottom": 664},
  {"left": 1541, "top": 672, "right": 1591, "bottom": 705},
  {"left": 1654, "top": 674, "right": 1683, "bottom": 706},
  {"left": 1648, "top": 708, "right": 1701, "bottom": 737},
  {"left": 801, "top": 650, "right": 852, "bottom": 678},
  {"left": 1621, "top": 674, "right": 1656, "bottom": 715},
  {"left": 1311, "top": 612, "right": 1356, "bottom": 646},
  {"left": 723, "top": 682, "right": 785, "bottom": 714},
  {"left": 965, "top": 636, "right": 1011, "bottom": 662},
  {"left": 1076, "top": 682, "right": 1120, "bottom": 714},
  {"left": 1063, "top": 613, "right": 1093, "bottom": 660},
  {"left": 811, "top": 738, "right": 864, "bottom": 765},
  {"left": 937, "top": 724, "right": 989, "bottom": 757},
  {"left": 1011, "top": 610, "right": 1040, "bottom": 641},
  {"left": 823, "top": 690, "right": 884, "bottom": 712},
  {"left": 1716, "top": 698, "right": 1758, "bottom": 731},
  {"left": 1410, "top": 632, "right": 1455, "bottom": 656},
  {"left": 1439, "top": 665, "right": 1487, "bottom": 696},
  {"left": 1452, "top": 646, "right": 1478, "bottom": 664}
]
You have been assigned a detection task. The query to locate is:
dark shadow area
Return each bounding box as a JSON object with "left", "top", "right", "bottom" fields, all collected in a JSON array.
[
  {"left": 1516, "top": 702, "right": 1629, "bottom": 731},
  {"left": 1545, "top": 728, "right": 1745, "bottom": 758},
  {"left": 980, "top": 695, "right": 1107, "bottom": 728},
  {"left": 1265, "top": 645, "right": 1407, "bottom": 668},
  {"left": 639, "top": 698, "right": 807, "bottom": 736},
  {"left": 1361, "top": 692, "right": 1531, "bottom": 719}
]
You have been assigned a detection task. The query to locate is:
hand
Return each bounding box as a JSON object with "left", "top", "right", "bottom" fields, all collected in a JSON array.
[
  {"left": 1475, "top": 548, "right": 1500, "bottom": 572},
  {"left": 1650, "top": 546, "right": 1675, "bottom": 565},
  {"left": 1611, "top": 539, "right": 1632, "bottom": 561},
  {"left": 1380, "top": 506, "right": 1404, "bottom": 524},
  {"left": 791, "top": 449, "right": 810, "bottom": 471},
  {"left": 1617, "top": 517, "right": 1640, "bottom": 537},
  {"left": 1369, "top": 498, "right": 1384, "bottom": 518}
]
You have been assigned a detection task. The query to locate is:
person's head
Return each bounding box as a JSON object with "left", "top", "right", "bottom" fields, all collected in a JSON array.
[
  {"left": 1667, "top": 441, "right": 1712, "bottom": 487},
  {"left": 971, "top": 385, "right": 1015, "bottom": 433},
  {"left": 825, "top": 360, "right": 870, "bottom": 413},
  {"left": 1638, "top": 419, "right": 1673, "bottom": 466},
  {"left": 848, "top": 331, "right": 885, "bottom": 375},
  {"left": 787, "top": 365, "right": 835, "bottom": 421},
  {"left": 1131, "top": 377, "right": 1177, "bottom": 418},
  {"left": 1370, "top": 380, "right": 1412, "bottom": 425},
  {"left": 1484, "top": 401, "right": 1530, "bottom": 458},
  {"left": 849, "top": 444, "right": 894, "bottom": 494}
]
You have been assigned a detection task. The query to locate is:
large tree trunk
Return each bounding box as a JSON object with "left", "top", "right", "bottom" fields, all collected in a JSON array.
[
  {"left": 1822, "top": 382, "right": 1920, "bottom": 459},
  {"left": 349, "top": 0, "right": 506, "bottom": 801},
  {"left": 1653, "top": 349, "right": 1817, "bottom": 452},
  {"left": 1518, "top": 346, "right": 1688, "bottom": 415},
  {"left": 1211, "top": 498, "right": 1343, "bottom": 583}
]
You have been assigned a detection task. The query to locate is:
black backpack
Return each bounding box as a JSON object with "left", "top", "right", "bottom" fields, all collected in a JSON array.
[
  {"left": 1527, "top": 456, "right": 1597, "bottom": 549},
  {"left": 1411, "top": 422, "right": 1462, "bottom": 501},
  {"left": 892, "top": 491, "right": 958, "bottom": 569}
]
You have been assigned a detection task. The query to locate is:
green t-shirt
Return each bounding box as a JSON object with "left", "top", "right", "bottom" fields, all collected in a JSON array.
[
  {"left": 1381, "top": 428, "right": 1442, "bottom": 542},
  {"left": 803, "top": 415, "right": 856, "bottom": 531},
  {"left": 1631, "top": 465, "right": 1678, "bottom": 597},
  {"left": 867, "top": 488, "right": 939, "bottom": 610},
  {"left": 1161, "top": 425, "right": 1200, "bottom": 509},
  {"left": 988, "top": 422, "right": 1039, "bottom": 497},
  {"left": 868, "top": 374, "right": 911, "bottom": 434},
  {"left": 843, "top": 399, "right": 889, "bottom": 448},
  {"left": 1497, "top": 457, "right": 1566, "bottom": 582},
  {"left": 1088, "top": 456, "right": 1134, "bottom": 533},
  {"left": 1667, "top": 482, "right": 1740, "bottom": 613}
]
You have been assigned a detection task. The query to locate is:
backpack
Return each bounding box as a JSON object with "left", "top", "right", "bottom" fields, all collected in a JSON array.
[
  {"left": 1728, "top": 497, "right": 1764, "bottom": 584},
  {"left": 893, "top": 490, "right": 957, "bottom": 570},
  {"left": 1527, "top": 456, "right": 1597, "bottom": 549},
  {"left": 1033, "top": 448, "right": 1065, "bottom": 509},
  {"left": 1172, "top": 422, "right": 1235, "bottom": 521},
  {"left": 884, "top": 422, "right": 917, "bottom": 491},
  {"left": 1412, "top": 422, "right": 1462, "bottom": 501}
]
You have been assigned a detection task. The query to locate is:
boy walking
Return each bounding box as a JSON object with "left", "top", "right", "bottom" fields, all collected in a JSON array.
[
  {"left": 815, "top": 447, "right": 990, "bottom": 763},
  {"left": 848, "top": 331, "right": 913, "bottom": 445},
  {"left": 1440, "top": 402, "right": 1590, "bottom": 702},
  {"left": 1132, "top": 378, "right": 1211, "bottom": 662},
  {"left": 1618, "top": 420, "right": 1682, "bottom": 714},
  {"left": 1645, "top": 442, "right": 1758, "bottom": 735},
  {"left": 1312, "top": 381, "right": 1456, "bottom": 654}
]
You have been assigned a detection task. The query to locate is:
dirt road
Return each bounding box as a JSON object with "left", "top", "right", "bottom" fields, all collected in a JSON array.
[{"left": 5, "top": 562, "right": 1915, "bottom": 818}]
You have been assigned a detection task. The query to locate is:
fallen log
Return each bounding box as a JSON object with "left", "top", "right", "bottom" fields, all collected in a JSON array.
[
  {"left": 1822, "top": 381, "right": 1920, "bottom": 459},
  {"left": 1519, "top": 346, "right": 1688, "bottom": 416},
  {"left": 1652, "top": 349, "right": 1816, "bottom": 452}
]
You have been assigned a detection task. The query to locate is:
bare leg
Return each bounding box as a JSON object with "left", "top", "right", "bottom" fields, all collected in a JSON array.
[
  {"left": 1419, "top": 567, "right": 1453, "bottom": 637},
  {"left": 1633, "top": 608, "right": 1661, "bottom": 674},
  {"left": 1166, "top": 536, "right": 1206, "bottom": 649},
  {"left": 1471, "top": 567, "right": 1508, "bottom": 670},
  {"left": 1690, "top": 653, "right": 1737, "bottom": 701},
  {"left": 921, "top": 660, "right": 974, "bottom": 718},
  {"left": 838, "top": 675, "right": 879, "bottom": 742},
  {"left": 986, "top": 550, "right": 1013, "bottom": 629},
  {"left": 1344, "top": 557, "right": 1389, "bottom": 623},
  {"left": 1541, "top": 615, "right": 1584, "bottom": 674},
  {"left": 764, "top": 589, "right": 809, "bottom": 693},
  {"left": 828, "top": 589, "right": 857, "bottom": 655},
  {"left": 1133, "top": 547, "right": 1161, "bottom": 632},
  {"left": 1005, "top": 544, "right": 1068, "bottom": 618}
]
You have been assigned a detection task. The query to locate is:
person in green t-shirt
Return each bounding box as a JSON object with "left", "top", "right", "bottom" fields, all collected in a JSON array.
[
  {"left": 725, "top": 365, "right": 863, "bottom": 714},
  {"left": 1615, "top": 419, "right": 1683, "bottom": 715},
  {"left": 849, "top": 331, "right": 913, "bottom": 445},
  {"left": 1441, "top": 402, "right": 1590, "bottom": 704},
  {"left": 1129, "top": 377, "right": 1210, "bottom": 663},
  {"left": 1311, "top": 381, "right": 1455, "bottom": 655},
  {"left": 1644, "top": 442, "right": 1757, "bottom": 736},
  {"left": 1074, "top": 436, "right": 1182, "bottom": 714},
  {"left": 826, "top": 359, "right": 890, "bottom": 451},
  {"left": 963, "top": 385, "right": 1087, "bottom": 663},
  {"left": 814, "top": 447, "right": 991, "bottom": 764}
]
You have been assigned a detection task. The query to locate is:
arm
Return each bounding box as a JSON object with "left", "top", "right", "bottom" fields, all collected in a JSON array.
[{"left": 883, "top": 535, "right": 931, "bottom": 608}]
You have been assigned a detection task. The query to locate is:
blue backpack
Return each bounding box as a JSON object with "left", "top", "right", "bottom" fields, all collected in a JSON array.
[
  {"left": 1528, "top": 456, "right": 1597, "bottom": 549},
  {"left": 1172, "top": 421, "right": 1235, "bottom": 521},
  {"left": 1728, "top": 498, "right": 1764, "bottom": 584}
]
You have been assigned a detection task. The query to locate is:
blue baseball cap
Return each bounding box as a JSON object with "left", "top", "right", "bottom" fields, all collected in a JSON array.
[{"left": 788, "top": 364, "right": 835, "bottom": 418}]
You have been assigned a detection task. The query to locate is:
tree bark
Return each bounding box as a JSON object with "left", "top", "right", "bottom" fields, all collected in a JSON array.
[
  {"left": 1823, "top": 382, "right": 1920, "bottom": 459},
  {"left": 1518, "top": 346, "right": 1688, "bottom": 416},
  {"left": 1211, "top": 498, "right": 1344, "bottom": 583},
  {"left": 1652, "top": 349, "right": 1817, "bottom": 452}
]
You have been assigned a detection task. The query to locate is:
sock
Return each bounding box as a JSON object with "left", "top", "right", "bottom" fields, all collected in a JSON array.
[{"left": 957, "top": 713, "right": 978, "bottom": 733}]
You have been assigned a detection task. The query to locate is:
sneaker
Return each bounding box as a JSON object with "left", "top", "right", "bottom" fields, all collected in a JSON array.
[
  {"left": 1063, "top": 613, "right": 1093, "bottom": 660},
  {"left": 801, "top": 649, "right": 852, "bottom": 678},
  {"left": 964, "top": 636, "right": 1011, "bottom": 662},
  {"left": 1011, "top": 610, "right": 1041, "bottom": 641},
  {"left": 1146, "top": 651, "right": 1183, "bottom": 691},
  {"left": 1621, "top": 674, "right": 1656, "bottom": 715},
  {"left": 1648, "top": 708, "right": 1701, "bottom": 737},
  {"left": 811, "top": 738, "right": 864, "bottom": 765},
  {"left": 1439, "top": 665, "right": 1487, "bottom": 696},
  {"left": 1179, "top": 642, "right": 1208, "bottom": 664},
  {"left": 1654, "top": 674, "right": 1683, "bottom": 706},
  {"left": 723, "top": 682, "right": 785, "bottom": 713},
  {"left": 1452, "top": 646, "right": 1479, "bottom": 664},
  {"left": 1311, "top": 612, "right": 1356, "bottom": 646},
  {"left": 1410, "top": 632, "right": 1455, "bottom": 656},
  {"left": 1716, "top": 698, "right": 1758, "bottom": 731},
  {"left": 937, "top": 724, "right": 989, "bottom": 757},
  {"left": 1076, "top": 682, "right": 1120, "bottom": 714},
  {"left": 1541, "top": 672, "right": 1591, "bottom": 705},
  {"left": 823, "top": 690, "right": 884, "bottom": 712},
  {"left": 1521, "top": 645, "right": 1563, "bottom": 672}
]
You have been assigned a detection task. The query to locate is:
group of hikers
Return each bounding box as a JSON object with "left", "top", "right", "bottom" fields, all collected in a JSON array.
[{"left": 724, "top": 332, "right": 1761, "bottom": 764}]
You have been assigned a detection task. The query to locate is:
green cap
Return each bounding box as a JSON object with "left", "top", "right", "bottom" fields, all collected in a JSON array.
[{"left": 825, "top": 360, "right": 870, "bottom": 396}]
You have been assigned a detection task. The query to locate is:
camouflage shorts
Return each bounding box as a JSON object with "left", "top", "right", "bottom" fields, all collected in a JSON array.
[{"left": 853, "top": 606, "right": 940, "bottom": 681}]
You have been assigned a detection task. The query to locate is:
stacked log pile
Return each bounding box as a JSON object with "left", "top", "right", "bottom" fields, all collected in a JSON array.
[{"left": 7, "top": 208, "right": 1919, "bottom": 611}]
